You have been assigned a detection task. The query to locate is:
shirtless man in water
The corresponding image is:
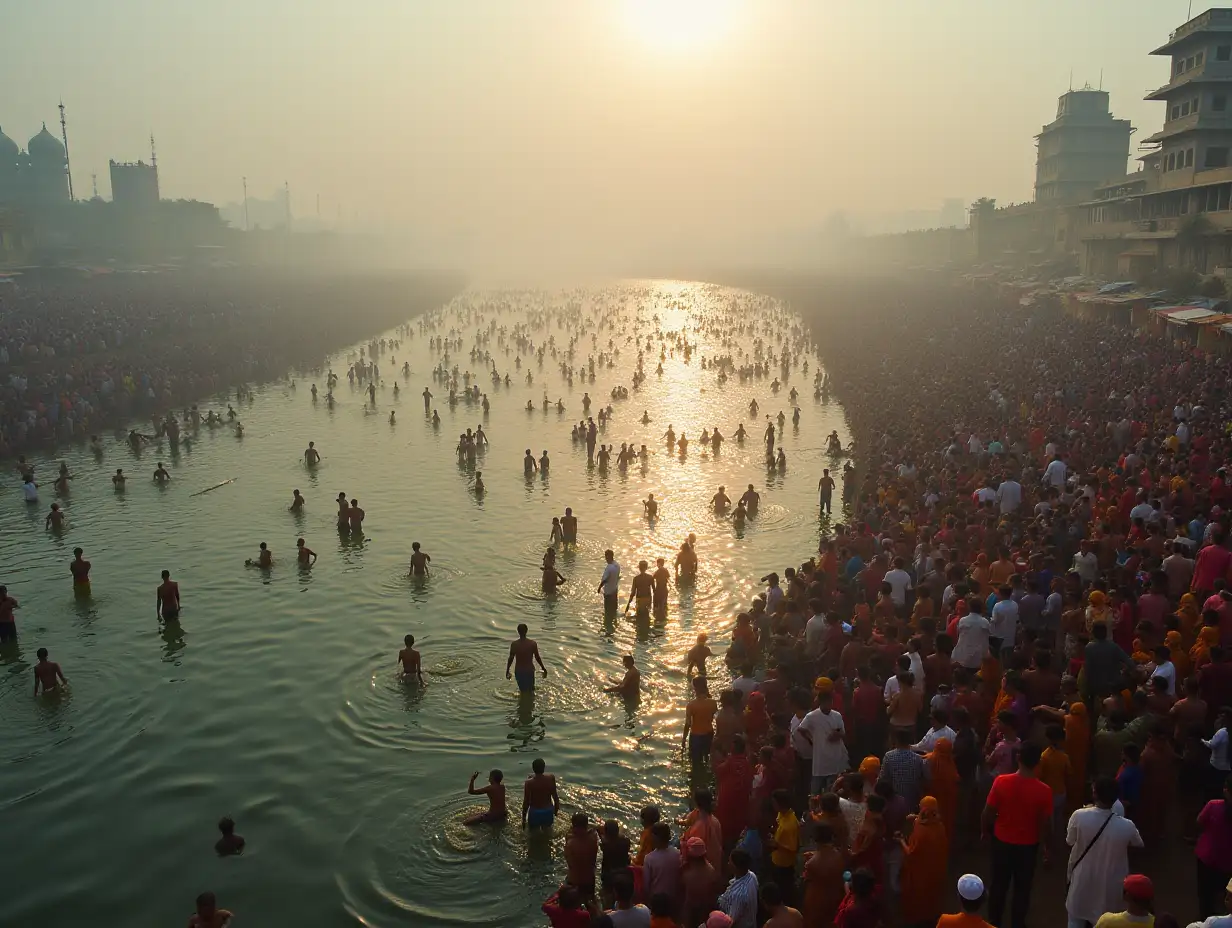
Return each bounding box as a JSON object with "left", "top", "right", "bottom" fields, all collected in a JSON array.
[
  {"left": 398, "top": 634, "right": 425, "bottom": 684},
  {"left": 153, "top": 462, "right": 171, "bottom": 484},
  {"left": 409, "top": 542, "right": 431, "bottom": 576},
  {"left": 157, "top": 570, "right": 180, "bottom": 620},
  {"left": 336, "top": 492, "right": 350, "bottom": 530},
  {"left": 506, "top": 623, "right": 548, "bottom": 692},
  {"left": 711, "top": 485, "right": 731, "bottom": 513},
  {"left": 464, "top": 769, "right": 508, "bottom": 825},
  {"left": 304, "top": 442, "right": 321, "bottom": 465},
  {"left": 604, "top": 654, "right": 641, "bottom": 697},
  {"left": 347, "top": 499, "right": 365, "bottom": 533},
  {"left": 246, "top": 543, "right": 273, "bottom": 568},
  {"left": 521, "top": 757, "right": 560, "bottom": 828},
  {"left": 295, "top": 538, "right": 317, "bottom": 566},
  {"left": 70, "top": 548, "right": 91, "bottom": 588},
  {"left": 33, "top": 647, "right": 67, "bottom": 695},
  {"left": 45, "top": 503, "right": 65, "bottom": 531},
  {"left": 624, "top": 560, "right": 654, "bottom": 617},
  {"left": 289, "top": 489, "right": 305, "bottom": 512}
]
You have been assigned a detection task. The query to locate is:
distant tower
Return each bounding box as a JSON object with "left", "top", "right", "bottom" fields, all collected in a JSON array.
[
  {"left": 242, "top": 176, "right": 249, "bottom": 231},
  {"left": 284, "top": 180, "right": 291, "bottom": 229},
  {"left": 150, "top": 133, "right": 157, "bottom": 171},
  {"left": 58, "top": 100, "right": 74, "bottom": 201},
  {"left": 1034, "top": 88, "right": 1133, "bottom": 202},
  {"left": 91, "top": 172, "right": 98, "bottom": 199}
]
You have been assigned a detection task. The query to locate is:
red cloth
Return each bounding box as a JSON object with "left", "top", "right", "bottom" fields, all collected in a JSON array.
[
  {"left": 715, "top": 754, "right": 753, "bottom": 842},
  {"left": 986, "top": 772, "right": 1052, "bottom": 845}
]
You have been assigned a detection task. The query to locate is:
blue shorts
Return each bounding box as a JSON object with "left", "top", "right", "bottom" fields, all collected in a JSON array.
[
  {"left": 689, "top": 733, "right": 713, "bottom": 764},
  {"left": 527, "top": 806, "right": 554, "bottom": 827},
  {"left": 514, "top": 669, "right": 535, "bottom": 692}
]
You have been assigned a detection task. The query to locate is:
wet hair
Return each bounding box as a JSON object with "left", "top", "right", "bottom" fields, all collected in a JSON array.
[
  {"left": 161, "top": 570, "right": 170, "bottom": 579},
  {"left": 489, "top": 769, "right": 503, "bottom": 783},
  {"left": 404, "top": 635, "right": 414, "bottom": 646},
  {"left": 532, "top": 758, "right": 545, "bottom": 774},
  {"left": 218, "top": 816, "right": 235, "bottom": 835},
  {"left": 571, "top": 812, "right": 588, "bottom": 829},
  {"left": 36, "top": 647, "right": 48, "bottom": 659}
]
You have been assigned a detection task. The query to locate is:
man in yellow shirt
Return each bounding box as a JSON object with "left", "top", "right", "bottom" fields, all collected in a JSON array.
[{"left": 766, "top": 789, "right": 799, "bottom": 905}]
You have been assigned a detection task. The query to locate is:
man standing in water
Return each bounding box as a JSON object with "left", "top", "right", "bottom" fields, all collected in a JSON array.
[
  {"left": 336, "top": 492, "right": 349, "bottom": 531},
  {"left": 598, "top": 549, "right": 621, "bottom": 614},
  {"left": 586, "top": 417, "right": 598, "bottom": 464},
  {"left": 347, "top": 499, "right": 365, "bottom": 534},
  {"left": 153, "top": 462, "right": 171, "bottom": 484},
  {"left": 423, "top": 386, "right": 433, "bottom": 411},
  {"left": 304, "top": 442, "right": 321, "bottom": 465},
  {"left": 561, "top": 507, "right": 578, "bottom": 545},
  {"left": 818, "top": 469, "right": 836, "bottom": 515},
  {"left": 522, "top": 757, "right": 560, "bottom": 828},
  {"left": 70, "top": 548, "right": 91, "bottom": 589},
  {"left": 33, "top": 647, "right": 67, "bottom": 695},
  {"left": 289, "top": 489, "right": 305, "bottom": 512},
  {"left": 295, "top": 538, "right": 317, "bottom": 566},
  {"left": 625, "top": 560, "right": 655, "bottom": 617},
  {"left": 398, "top": 634, "right": 425, "bottom": 684},
  {"left": 0, "top": 586, "right": 18, "bottom": 642},
  {"left": 604, "top": 654, "right": 641, "bottom": 697},
  {"left": 157, "top": 570, "right": 180, "bottom": 621},
  {"left": 409, "top": 542, "right": 431, "bottom": 577},
  {"left": 711, "top": 486, "right": 731, "bottom": 514},
  {"left": 524, "top": 449, "right": 538, "bottom": 476},
  {"left": 507, "top": 623, "right": 548, "bottom": 692},
  {"left": 740, "top": 485, "right": 760, "bottom": 515},
  {"left": 652, "top": 558, "right": 671, "bottom": 614}
]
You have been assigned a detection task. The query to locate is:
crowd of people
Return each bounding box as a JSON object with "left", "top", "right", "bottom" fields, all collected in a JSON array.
[
  {"left": 526, "top": 281, "right": 1232, "bottom": 928},
  {"left": 0, "top": 269, "right": 460, "bottom": 455}
]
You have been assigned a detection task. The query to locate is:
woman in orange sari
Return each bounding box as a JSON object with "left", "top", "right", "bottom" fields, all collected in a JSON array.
[
  {"left": 924, "top": 738, "right": 959, "bottom": 840},
  {"left": 743, "top": 691, "right": 771, "bottom": 753},
  {"left": 1178, "top": 593, "right": 1201, "bottom": 644},
  {"left": 898, "top": 796, "right": 949, "bottom": 926},
  {"left": 1064, "top": 702, "right": 1090, "bottom": 813},
  {"left": 1167, "top": 630, "right": 1191, "bottom": 680},
  {"left": 1192, "top": 625, "right": 1220, "bottom": 673}
]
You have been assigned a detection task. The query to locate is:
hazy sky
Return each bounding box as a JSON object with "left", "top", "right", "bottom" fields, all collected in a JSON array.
[{"left": 0, "top": 0, "right": 1203, "bottom": 269}]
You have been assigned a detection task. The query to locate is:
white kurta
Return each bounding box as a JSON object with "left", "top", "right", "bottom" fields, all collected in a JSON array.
[{"left": 1064, "top": 806, "right": 1144, "bottom": 926}]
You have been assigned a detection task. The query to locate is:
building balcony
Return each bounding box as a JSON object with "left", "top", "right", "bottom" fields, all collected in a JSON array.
[{"left": 1145, "top": 67, "right": 1232, "bottom": 100}]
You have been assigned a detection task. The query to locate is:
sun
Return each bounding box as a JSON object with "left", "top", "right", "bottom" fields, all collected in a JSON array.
[{"left": 624, "top": 0, "right": 740, "bottom": 51}]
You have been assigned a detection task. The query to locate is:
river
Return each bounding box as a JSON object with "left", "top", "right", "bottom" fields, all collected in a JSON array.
[{"left": 0, "top": 280, "right": 850, "bottom": 926}]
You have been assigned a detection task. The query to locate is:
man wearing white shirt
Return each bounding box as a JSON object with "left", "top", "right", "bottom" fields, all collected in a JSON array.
[
  {"left": 913, "top": 709, "right": 957, "bottom": 753},
  {"left": 883, "top": 557, "right": 913, "bottom": 609},
  {"left": 968, "top": 434, "right": 983, "bottom": 455},
  {"left": 1072, "top": 542, "right": 1099, "bottom": 586},
  {"left": 990, "top": 586, "right": 1019, "bottom": 655},
  {"left": 597, "top": 549, "right": 621, "bottom": 612},
  {"left": 951, "top": 608, "right": 991, "bottom": 670},
  {"left": 995, "top": 478, "right": 1023, "bottom": 514},
  {"left": 1128, "top": 493, "right": 1154, "bottom": 524},
  {"left": 804, "top": 607, "right": 828, "bottom": 656},
  {"left": 1043, "top": 455, "right": 1067, "bottom": 488},
  {"left": 798, "top": 691, "right": 848, "bottom": 793}
]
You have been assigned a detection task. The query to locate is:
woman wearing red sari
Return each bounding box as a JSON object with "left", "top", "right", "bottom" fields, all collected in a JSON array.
[
  {"left": 898, "top": 797, "right": 949, "bottom": 926},
  {"left": 713, "top": 735, "right": 753, "bottom": 852}
]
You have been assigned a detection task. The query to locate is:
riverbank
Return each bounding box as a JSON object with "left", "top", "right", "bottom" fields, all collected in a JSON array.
[{"left": 0, "top": 267, "right": 466, "bottom": 457}]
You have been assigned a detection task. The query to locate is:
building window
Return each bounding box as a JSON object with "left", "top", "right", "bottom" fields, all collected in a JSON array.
[
  {"left": 1198, "top": 51, "right": 1205, "bottom": 66},
  {"left": 1187, "top": 55, "right": 1196, "bottom": 70},
  {"left": 1168, "top": 151, "right": 1177, "bottom": 170},
  {"left": 1188, "top": 148, "right": 1196, "bottom": 167},
  {"left": 1220, "top": 45, "right": 1232, "bottom": 61},
  {"left": 1173, "top": 104, "right": 1182, "bottom": 120},
  {"left": 1217, "top": 94, "right": 1229, "bottom": 111},
  {"left": 1182, "top": 100, "right": 1192, "bottom": 116},
  {"left": 1207, "top": 147, "right": 1230, "bottom": 168}
]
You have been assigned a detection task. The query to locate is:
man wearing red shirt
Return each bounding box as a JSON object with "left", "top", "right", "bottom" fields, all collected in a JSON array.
[
  {"left": 981, "top": 742, "right": 1052, "bottom": 928},
  {"left": 1193, "top": 530, "right": 1232, "bottom": 597}
]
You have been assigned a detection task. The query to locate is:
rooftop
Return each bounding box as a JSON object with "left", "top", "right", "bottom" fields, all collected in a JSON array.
[{"left": 1152, "top": 8, "right": 1232, "bottom": 55}]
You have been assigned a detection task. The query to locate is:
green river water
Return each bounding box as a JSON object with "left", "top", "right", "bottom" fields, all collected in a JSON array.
[{"left": 0, "top": 281, "right": 850, "bottom": 926}]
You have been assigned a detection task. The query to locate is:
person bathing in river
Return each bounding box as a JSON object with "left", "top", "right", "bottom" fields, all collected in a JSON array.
[
  {"left": 45, "top": 503, "right": 65, "bottom": 531},
  {"left": 246, "top": 542, "right": 273, "bottom": 568},
  {"left": 33, "top": 648, "right": 67, "bottom": 695},
  {"left": 522, "top": 757, "right": 560, "bottom": 828},
  {"left": 157, "top": 570, "right": 180, "bottom": 620},
  {"left": 625, "top": 560, "right": 654, "bottom": 617},
  {"left": 409, "top": 542, "right": 431, "bottom": 577},
  {"left": 604, "top": 654, "right": 641, "bottom": 698},
  {"left": 289, "top": 489, "right": 305, "bottom": 512},
  {"left": 398, "top": 634, "right": 425, "bottom": 684},
  {"left": 464, "top": 769, "right": 507, "bottom": 825},
  {"left": 295, "top": 538, "right": 317, "bottom": 566},
  {"left": 507, "top": 623, "right": 548, "bottom": 692},
  {"left": 70, "top": 548, "right": 90, "bottom": 588},
  {"left": 347, "top": 499, "right": 365, "bottom": 533},
  {"left": 153, "top": 462, "right": 170, "bottom": 484}
]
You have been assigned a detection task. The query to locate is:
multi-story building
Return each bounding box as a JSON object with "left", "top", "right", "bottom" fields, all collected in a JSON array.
[
  {"left": 1035, "top": 89, "right": 1133, "bottom": 203},
  {"left": 0, "top": 122, "right": 70, "bottom": 209},
  {"left": 1081, "top": 8, "right": 1232, "bottom": 277},
  {"left": 109, "top": 160, "right": 160, "bottom": 213}
]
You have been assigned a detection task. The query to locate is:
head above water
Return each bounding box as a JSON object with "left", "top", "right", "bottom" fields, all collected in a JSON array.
[{"left": 517, "top": 623, "right": 528, "bottom": 637}]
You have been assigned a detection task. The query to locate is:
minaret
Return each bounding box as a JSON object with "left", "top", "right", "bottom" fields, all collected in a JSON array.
[{"left": 58, "top": 99, "right": 74, "bottom": 201}]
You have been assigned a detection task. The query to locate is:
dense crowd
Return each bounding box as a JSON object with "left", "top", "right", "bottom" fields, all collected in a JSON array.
[
  {"left": 539, "top": 281, "right": 1232, "bottom": 928},
  {"left": 0, "top": 270, "right": 461, "bottom": 456}
]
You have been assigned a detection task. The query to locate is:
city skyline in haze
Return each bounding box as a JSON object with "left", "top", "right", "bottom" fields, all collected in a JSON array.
[{"left": 1, "top": 0, "right": 1204, "bottom": 271}]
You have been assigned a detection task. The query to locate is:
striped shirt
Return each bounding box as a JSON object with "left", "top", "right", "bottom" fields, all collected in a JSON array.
[{"left": 718, "top": 871, "right": 759, "bottom": 928}]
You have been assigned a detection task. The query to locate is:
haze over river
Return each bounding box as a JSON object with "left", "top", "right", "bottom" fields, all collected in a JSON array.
[{"left": 0, "top": 281, "right": 850, "bottom": 926}]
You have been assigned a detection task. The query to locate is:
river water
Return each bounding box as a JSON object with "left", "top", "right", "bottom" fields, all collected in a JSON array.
[{"left": 0, "top": 281, "right": 850, "bottom": 926}]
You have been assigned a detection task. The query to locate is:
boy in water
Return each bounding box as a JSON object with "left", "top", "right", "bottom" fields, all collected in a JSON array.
[
  {"left": 687, "top": 634, "right": 712, "bottom": 678},
  {"left": 604, "top": 654, "right": 641, "bottom": 697},
  {"left": 246, "top": 543, "right": 273, "bottom": 568},
  {"left": 70, "top": 548, "right": 91, "bottom": 588},
  {"left": 296, "top": 538, "right": 317, "bottom": 566},
  {"left": 464, "top": 769, "right": 508, "bottom": 825},
  {"left": 399, "top": 634, "right": 425, "bottom": 684},
  {"left": 289, "top": 489, "right": 305, "bottom": 512},
  {"left": 33, "top": 648, "right": 67, "bottom": 695}
]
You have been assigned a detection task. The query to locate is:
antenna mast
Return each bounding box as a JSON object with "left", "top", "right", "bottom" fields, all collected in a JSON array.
[
  {"left": 284, "top": 180, "right": 291, "bottom": 230},
  {"left": 150, "top": 133, "right": 157, "bottom": 170},
  {"left": 242, "top": 176, "right": 249, "bottom": 231},
  {"left": 91, "top": 172, "right": 98, "bottom": 198},
  {"left": 58, "top": 100, "right": 74, "bottom": 201}
]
